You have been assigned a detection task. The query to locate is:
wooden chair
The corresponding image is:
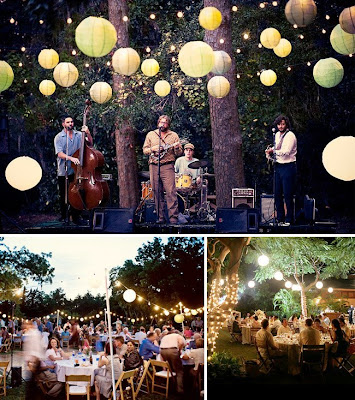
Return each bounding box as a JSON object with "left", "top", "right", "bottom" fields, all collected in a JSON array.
[
  {"left": 334, "top": 339, "right": 355, "bottom": 376},
  {"left": 195, "top": 363, "right": 204, "bottom": 397},
  {"left": 0, "top": 339, "right": 11, "bottom": 353},
  {"left": 150, "top": 359, "right": 176, "bottom": 398},
  {"left": 250, "top": 328, "right": 259, "bottom": 345},
  {"left": 227, "top": 324, "right": 242, "bottom": 343},
  {"left": 65, "top": 375, "right": 91, "bottom": 400},
  {"left": 135, "top": 359, "right": 153, "bottom": 397},
  {"left": 0, "top": 361, "right": 9, "bottom": 397},
  {"left": 109, "top": 368, "right": 138, "bottom": 400},
  {"left": 13, "top": 335, "right": 22, "bottom": 349},
  {"left": 300, "top": 344, "right": 326, "bottom": 379},
  {"left": 62, "top": 336, "right": 70, "bottom": 349}
]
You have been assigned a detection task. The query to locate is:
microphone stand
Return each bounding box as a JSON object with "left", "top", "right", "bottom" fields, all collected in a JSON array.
[
  {"left": 157, "top": 126, "right": 162, "bottom": 223},
  {"left": 64, "top": 129, "right": 70, "bottom": 225},
  {"left": 272, "top": 128, "right": 277, "bottom": 227}
]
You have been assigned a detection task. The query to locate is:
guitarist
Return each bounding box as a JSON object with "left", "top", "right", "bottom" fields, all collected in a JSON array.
[
  {"left": 265, "top": 115, "right": 297, "bottom": 226},
  {"left": 143, "top": 115, "right": 183, "bottom": 224}
]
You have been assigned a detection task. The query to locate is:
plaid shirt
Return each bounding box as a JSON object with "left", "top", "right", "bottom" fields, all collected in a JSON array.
[{"left": 143, "top": 129, "right": 183, "bottom": 165}]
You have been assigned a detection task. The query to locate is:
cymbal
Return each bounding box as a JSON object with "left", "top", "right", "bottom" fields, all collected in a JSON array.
[
  {"left": 138, "top": 171, "right": 150, "bottom": 179},
  {"left": 203, "top": 173, "right": 215, "bottom": 177},
  {"left": 188, "top": 160, "right": 209, "bottom": 169}
]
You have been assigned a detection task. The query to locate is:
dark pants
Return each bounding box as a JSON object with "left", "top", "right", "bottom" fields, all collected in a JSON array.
[
  {"left": 160, "top": 348, "right": 184, "bottom": 394},
  {"left": 57, "top": 175, "right": 81, "bottom": 221},
  {"left": 275, "top": 162, "right": 297, "bottom": 223}
]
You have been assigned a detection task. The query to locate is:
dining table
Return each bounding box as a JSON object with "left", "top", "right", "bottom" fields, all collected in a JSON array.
[{"left": 55, "top": 359, "right": 97, "bottom": 386}]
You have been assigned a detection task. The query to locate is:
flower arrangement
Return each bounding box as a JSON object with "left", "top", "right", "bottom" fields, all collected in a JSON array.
[{"left": 254, "top": 309, "right": 266, "bottom": 321}]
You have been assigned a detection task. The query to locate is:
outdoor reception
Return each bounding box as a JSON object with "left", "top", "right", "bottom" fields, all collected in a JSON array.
[
  {"left": 207, "top": 236, "right": 355, "bottom": 388},
  {"left": 0, "top": 0, "right": 354, "bottom": 234},
  {"left": 0, "top": 235, "right": 205, "bottom": 399}
]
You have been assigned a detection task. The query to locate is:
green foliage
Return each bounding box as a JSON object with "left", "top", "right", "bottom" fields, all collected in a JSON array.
[
  {"left": 208, "top": 351, "right": 242, "bottom": 382},
  {"left": 273, "top": 289, "right": 301, "bottom": 318}
]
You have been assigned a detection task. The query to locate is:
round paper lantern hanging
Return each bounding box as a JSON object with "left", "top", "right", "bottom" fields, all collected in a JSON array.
[
  {"left": 207, "top": 76, "right": 230, "bottom": 98},
  {"left": 39, "top": 80, "right": 56, "bottom": 96},
  {"left": 322, "top": 136, "right": 355, "bottom": 181},
  {"left": 38, "top": 49, "right": 59, "bottom": 69},
  {"left": 154, "top": 80, "right": 171, "bottom": 97},
  {"left": 5, "top": 156, "right": 42, "bottom": 191},
  {"left": 198, "top": 7, "right": 222, "bottom": 30},
  {"left": 260, "top": 28, "right": 281, "bottom": 49},
  {"left": 53, "top": 62, "right": 79, "bottom": 87},
  {"left": 112, "top": 48, "right": 140, "bottom": 76},
  {"left": 141, "top": 59, "right": 160, "bottom": 77},
  {"left": 178, "top": 41, "right": 214, "bottom": 78},
  {"left": 313, "top": 58, "right": 344, "bottom": 88},
  {"left": 260, "top": 69, "right": 277, "bottom": 86},
  {"left": 339, "top": 6, "right": 355, "bottom": 34},
  {"left": 0, "top": 61, "right": 14, "bottom": 92},
  {"left": 273, "top": 38, "right": 292, "bottom": 57},
  {"left": 330, "top": 24, "right": 355, "bottom": 55},
  {"left": 174, "top": 314, "right": 184, "bottom": 324},
  {"left": 285, "top": 0, "right": 317, "bottom": 27},
  {"left": 123, "top": 289, "right": 136, "bottom": 303},
  {"left": 211, "top": 50, "right": 232, "bottom": 75},
  {"left": 89, "top": 82, "right": 112, "bottom": 104},
  {"left": 75, "top": 16, "right": 117, "bottom": 57}
]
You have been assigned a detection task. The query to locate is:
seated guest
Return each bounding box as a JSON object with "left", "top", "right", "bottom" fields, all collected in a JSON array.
[
  {"left": 277, "top": 318, "right": 292, "bottom": 336},
  {"left": 184, "top": 326, "right": 193, "bottom": 339},
  {"left": 124, "top": 341, "right": 142, "bottom": 370},
  {"left": 139, "top": 332, "right": 160, "bottom": 361},
  {"left": 270, "top": 316, "right": 281, "bottom": 335},
  {"left": 154, "top": 328, "right": 162, "bottom": 343},
  {"left": 314, "top": 318, "right": 327, "bottom": 333},
  {"left": 299, "top": 318, "right": 321, "bottom": 346},
  {"left": 339, "top": 317, "right": 351, "bottom": 341},
  {"left": 187, "top": 333, "right": 202, "bottom": 349},
  {"left": 255, "top": 319, "right": 281, "bottom": 360},
  {"left": 114, "top": 336, "right": 127, "bottom": 359},
  {"left": 119, "top": 327, "right": 133, "bottom": 342},
  {"left": 227, "top": 311, "right": 237, "bottom": 328},
  {"left": 182, "top": 338, "right": 204, "bottom": 376},
  {"left": 330, "top": 318, "right": 349, "bottom": 367},
  {"left": 135, "top": 327, "right": 147, "bottom": 344},
  {"left": 251, "top": 316, "right": 261, "bottom": 329},
  {"left": 82, "top": 333, "right": 90, "bottom": 350},
  {"left": 45, "top": 338, "right": 68, "bottom": 371}
]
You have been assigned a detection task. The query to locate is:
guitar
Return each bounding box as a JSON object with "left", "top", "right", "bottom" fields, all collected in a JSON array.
[
  {"left": 150, "top": 138, "right": 188, "bottom": 162},
  {"left": 265, "top": 144, "right": 274, "bottom": 168}
]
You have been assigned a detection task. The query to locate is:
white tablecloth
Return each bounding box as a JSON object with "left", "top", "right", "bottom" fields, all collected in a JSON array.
[
  {"left": 55, "top": 359, "right": 96, "bottom": 386},
  {"left": 242, "top": 326, "right": 251, "bottom": 344}
]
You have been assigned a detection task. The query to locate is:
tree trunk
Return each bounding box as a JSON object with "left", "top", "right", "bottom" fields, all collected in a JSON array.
[
  {"left": 204, "top": 0, "right": 245, "bottom": 207},
  {"left": 108, "top": 0, "right": 139, "bottom": 208}
]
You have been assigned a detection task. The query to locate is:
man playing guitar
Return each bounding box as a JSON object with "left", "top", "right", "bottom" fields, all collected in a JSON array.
[{"left": 143, "top": 115, "right": 183, "bottom": 224}]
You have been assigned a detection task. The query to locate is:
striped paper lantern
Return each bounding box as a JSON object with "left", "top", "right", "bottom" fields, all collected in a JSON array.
[
  {"left": 339, "top": 6, "right": 355, "bottom": 34},
  {"left": 313, "top": 58, "right": 344, "bottom": 88},
  {"left": 53, "top": 62, "right": 79, "bottom": 87},
  {"left": 330, "top": 24, "right": 355, "bottom": 55},
  {"left": 199, "top": 7, "right": 222, "bottom": 30},
  {"left": 141, "top": 59, "right": 160, "bottom": 77},
  {"left": 39, "top": 80, "right": 56, "bottom": 96},
  {"left": 0, "top": 61, "right": 14, "bottom": 92},
  {"left": 112, "top": 48, "right": 140, "bottom": 76},
  {"left": 273, "top": 38, "right": 292, "bottom": 57},
  {"left": 154, "top": 80, "right": 171, "bottom": 97},
  {"left": 285, "top": 0, "right": 317, "bottom": 27},
  {"left": 38, "top": 49, "right": 59, "bottom": 69},
  {"left": 260, "top": 28, "right": 281, "bottom": 49},
  {"left": 207, "top": 76, "right": 230, "bottom": 98},
  {"left": 211, "top": 50, "right": 232, "bottom": 75},
  {"left": 89, "top": 82, "right": 112, "bottom": 104},
  {"left": 260, "top": 69, "right": 277, "bottom": 86},
  {"left": 178, "top": 41, "right": 214, "bottom": 77}
]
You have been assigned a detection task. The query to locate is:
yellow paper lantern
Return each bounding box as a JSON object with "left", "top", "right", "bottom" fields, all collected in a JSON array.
[
  {"left": 260, "top": 28, "right": 281, "bottom": 49},
  {"left": 322, "top": 136, "right": 355, "bottom": 181},
  {"left": 5, "top": 156, "right": 42, "bottom": 191},
  {"left": 339, "top": 6, "right": 355, "bottom": 34},
  {"left": 112, "top": 48, "right": 140, "bottom": 76},
  {"left": 211, "top": 50, "right": 232, "bottom": 75},
  {"left": 330, "top": 24, "right": 355, "bottom": 55},
  {"left": 285, "top": 0, "right": 317, "bottom": 27},
  {"left": 273, "top": 38, "right": 292, "bottom": 57},
  {"left": 39, "top": 80, "right": 56, "bottom": 96},
  {"left": 75, "top": 16, "right": 117, "bottom": 57},
  {"left": 199, "top": 7, "right": 222, "bottom": 31},
  {"left": 174, "top": 314, "right": 184, "bottom": 324},
  {"left": 313, "top": 58, "right": 344, "bottom": 88},
  {"left": 154, "top": 80, "right": 171, "bottom": 97},
  {"left": 178, "top": 41, "right": 214, "bottom": 77},
  {"left": 260, "top": 69, "right": 277, "bottom": 86},
  {"left": 141, "top": 59, "right": 160, "bottom": 77},
  {"left": 89, "top": 82, "right": 112, "bottom": 104},
  {"left": 207, "top": 76, "right": 230, "bottom": 98},
  {"left": 53, "top": 62, "right": 79, "bottom": 87},
  {"left": 0, "top": 61, "right": 14, "bottom": 92},
  {"left": 38, "top": 49, "right": 59, "bottom": 69}
]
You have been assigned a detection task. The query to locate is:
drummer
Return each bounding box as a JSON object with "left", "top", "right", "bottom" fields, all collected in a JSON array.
[{"left": 174, "top": 143, "right": 201, "bottom": 186}]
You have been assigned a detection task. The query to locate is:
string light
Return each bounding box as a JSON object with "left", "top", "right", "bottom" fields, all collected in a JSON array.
[
  {"left": 177, "top": 11, "right": 184, "bottom": 18},
  {"left": 243, "top": 33, "right": 249, "bottom": 40},
  {"left": 259, "top": 2, "right": 266, "bottom": 9},
  {"left": 67, "top": 18, "right": 72, "bottom": 24},
  {"left": 149, "top": 13, "right": 156, "bottom": 20},
  {"left": 219, "top": 39, "right": 225, "bottom": 44},
  {"left": 122, "top": 16, "right": 128, "bottom": 22},
  {"left": 232, "top": 6, "right": 238, "bottom": 12},
  {"left": 10, "top": 18, "right": 15, "bottom": 24}
]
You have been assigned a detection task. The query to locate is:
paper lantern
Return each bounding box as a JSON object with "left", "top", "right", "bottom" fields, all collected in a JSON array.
[
  {"left": 316, "top": 281, "right": 323, "bottom": 289},
  {"left": 38, "top": 49, "right": 59, "bottom": 69},
  {"left": 330, "top": 24, "right": 355, "bottom": 55},
  {"left": 273, "top": 38, "right": 292, "bottom": 57},
  {"left": 285, "top": 0, "right": 317, "bottom": 27},
  {"left": 207, "top": 76, "right": 230, "bottom": 98},
  {"left": 75, "top": 16, "right": 117, "bottom": 57},
  {"left": 5, "top": 156, "right": 42, "bottom": 191},
  {"left": 89, "top": 82, "right": 112, "bottom": 104},
  {"left": 285, "top": 281, "right": 293, "bottom": 289},
  {"left": 322, "top": 136, "right": 355, "bottom": 181},
  {"left": 260, "top": 69, "right": 277, "bottom": 86},
  {"left": 178, "top": 41, "right": 214, "bottom": 78},
  {"left": 174, "top": 314, "right": 184, "bottom": 324},
  {"left": 198, "top": 7, "right": 222, "bottom": 30},
  {"left": 339, "top": 6, "right": 355, "bottom": 34},
  {"left": 112, "top": 48, "right": 140, "bottom": 76},
  {"left": 313, "top": 58, "right": 344, "bottom": 88},
  {"left": 211, "top": 50, "right": 232, "bottom": 75},
  {"left": 39, "top": 80, "right": 56, "bottom": 96},
  {"left": 141, "top": 59, "right": 160, "bottom": 77},
  {"left": 123, "top": 289, "right": 136, "bottom": 303},
  {"left": 274, "top": 271, "right": 284, "bottom": 281},
  {"left": 248, "top": 281, "right": 255, "bottom": 288},
  {"left": 53, "top": 62, "right": 79, "bottom": 87},
  {"left": 0, "top": 61, "right": 14, "bottom": 92},
  {"left": 154, "top": 80, "right": 171, "bottom": 97},
  {"left": 260, "top": 28, "right": 281, "bottom": 49},
  {"left": 258, "top": 255, "right": 269, "bottom": 267}
]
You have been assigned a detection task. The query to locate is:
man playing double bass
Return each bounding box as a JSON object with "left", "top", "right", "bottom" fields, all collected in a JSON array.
[{"left": 54, "top": 115, "right": 93, "bottom": 224}]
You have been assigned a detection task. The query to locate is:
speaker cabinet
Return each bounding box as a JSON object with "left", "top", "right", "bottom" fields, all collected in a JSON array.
[
  {"left": 216, "top": 208, "right": 259, "bottom": 233},
  {"left": 260, "top": 194, "right": 295, "bottom": 224},
  {"left": 92, "top": 208, "right": 135, "bottom": 233},
  {"left": 231, "top": 188, "right": 255, "bottom": 208},
  {"left": 11, "top": 367, "right": 22, "bottom": 387}
]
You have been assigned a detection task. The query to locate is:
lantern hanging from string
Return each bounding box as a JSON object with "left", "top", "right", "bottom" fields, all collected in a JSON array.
[
  {"left": 260, "top": 69, "right": 277, "bottom": 86},
  {"left": 154, "top": 80, "right": 171, "bottom": 97},
  {"left": 178, "top": 41, "right": 214, "bottom": 77},
  {"left": 38, "top": 49, "right": 59, "bottom": 69},
  {"left": 75, "top": 16, "right": 117, "bottom": 57},
  {"left": 339, "top": 6, "right": 355, "bottom": 34},
  {"left": 313, "top": 58, "right": 344, "bottom": 88},
  {"left": 53, "top": 62, "right": 79, "bottom": 87},
  {"left": 39, "top": 80, "right": 56, "bottom": 96},
  {"left": 198, "top": 7, "right": 222, "bottom": 30},
  {"left": 211, "top": 50, "right": 232, "bottom": 75},
  {"left": 174, "top": 314, "right": 184, "bottom": 323},
  {"left": 112, "top": 48, "right": 140, "bottom": 76},
  {"left": 5, "top": 156, "right": 42, "bottom": 191},
  {"left": 141, "top": 59, "right": 160, "bottom": 77},
  {"left": 123, "top": 289, "right": 136, "bottom": 303},
  {"left": 330, "top": 24, "right": 355, "bottom": 55},
  {"left": 273, "top": 38, "right": 292, "bottom": 57},
  {"left": 285, "top": 0, "right": 317, "bottom": 27},
  {"left": 260, "top": 28, "right": 281, "bottom": 49},
  {"left": 90, "top": 82, "right": 112, "bottom": 104},
  {"left": 207, "top": 76, "right": 230, "bottom": 98},
  {"left": 0, "top": 61, "right": 14, "bottom": 92}
]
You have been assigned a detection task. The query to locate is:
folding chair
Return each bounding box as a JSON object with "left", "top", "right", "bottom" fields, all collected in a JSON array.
[
  {"left": 109, "top": 368, "right": 138, "bottom": 400},
  {"left": 195, "top": 363, "right": 204, "bottom": 397},
  {"left": 250, "top": 328, "right": 259, "bottom": 345},
  {"left": 300, "top": 344, "right": 326, "bottom": 379},
  {"left": 13, "top": 335, "right": 22, "bottom": 349},
  {"left": 150, "top": 359, "right": 176, "bottom": 398},
  {"left": 135, "top": 359, "right": 152, "bottom": 397},
  {"left": 227, "top": 324, "right": 242, "bottom": 343},
  {"left": 334, "top": 339, "right": 355, "bottom": 376},
  {"left": 65, "top": 375, "right": 91, "bottom": 400},
  {"left": 62, "top": 337, "right": 70, "bottom": 349},
  {"left": 0, "top": 339, "right": 11, "bottom": 353},
  {"left": 0, "top": 361, "right": 9, "bottom": 397},
  {"left": 255, "top": 343, "right": 272, "bottom": 374}
]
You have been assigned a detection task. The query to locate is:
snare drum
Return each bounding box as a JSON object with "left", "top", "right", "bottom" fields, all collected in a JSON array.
[
  {"left": 175, "top": 174, "right": 192, "bottom": 190},
  {"left": 141, "top": 181, "right": 153, "bottom": 200}
]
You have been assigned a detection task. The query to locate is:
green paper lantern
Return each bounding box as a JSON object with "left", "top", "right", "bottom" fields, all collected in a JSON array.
[
  {"left": 90, "top": 82, "right": 112, "bottom": 104},
  {"left": 141, "top": 59, "right": 160, "bottom": 77},
  {"left": 178, "top": 41, "right": 214, "bottom": 78},
  {"left": 39, "top": 80, "right": 56, "bottom": 96},
  {"left": 339, "top": 6, "right": 355, "bottom": 34},
  {"left": 75, "top": 16, "right": 117, "bottom": 57},
  {"left": 285, "top": 0, "right": 317, "bottom": 27},
  {"left": 207, "top": 76, "right": 230, "bottom": 98},
  {"left": 330, "top": 24, "right": 355, "bottom": 55},
  {"left": 260, "top": 69, "right": 277, "bottom": 86},
  {"left": 0, "top": 61, "right": 14, "bottom": 92},
  {"left": 260, "top": 28, "right": 281, "bottom": 49},
  {"left": 38, "top": 49, "right": 59, "bottom": 69},
  {"left": 199, "top": 7, "right": 222, "bottom": 31},
  {"left": 154, "top": 80, "right": 171, "bottom": 97},
  {"left": 5, "top": 156, "right": 42, "bottom": 191},
  {"left": 53, "top": 62, "right": 79, "bottom": 87},
  {"left": 313, "top": 58, "right": 344, "bottom": 88},
  {"left": 211, "top": 50, "right": 232, "bottom": 75},
  {"left": 112, "top": 48, "right": 140, "bottom": 76},
  {"left": 273, "top": 38, "right": 292, "bottom": 57}
]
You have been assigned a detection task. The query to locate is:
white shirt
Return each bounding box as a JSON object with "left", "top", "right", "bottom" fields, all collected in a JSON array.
[
  {"left": 274, "top": 130, "right": 297, "bottom": 164},
  {"left": 160, "top": 332, "right": 185, "bottom": 349},
  {"left": 135, "top": 331, "right": 147, "bottom": 344}
]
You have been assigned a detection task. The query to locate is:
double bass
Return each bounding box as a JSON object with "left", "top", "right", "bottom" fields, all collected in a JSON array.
[{"left": 68, "top": 100, "right": 110, "bottom": 210}]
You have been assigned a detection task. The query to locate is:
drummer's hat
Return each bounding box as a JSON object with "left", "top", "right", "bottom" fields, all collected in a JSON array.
[{"left": 184, "top": 143, "right": 194, "bottom": 150}]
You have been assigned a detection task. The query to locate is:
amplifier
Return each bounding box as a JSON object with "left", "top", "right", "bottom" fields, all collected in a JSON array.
[
  {"left": 92, "top": 208, "right": 135, "bottom": 233},
  {"left": 231, "top": 188, "right": 255, "bottom": 209},
  {"left": 101, "top": 174, "right": 113, "bottom": 181},
  {"left": 260, "top": 194, "right": 295, "bottom": 224}
]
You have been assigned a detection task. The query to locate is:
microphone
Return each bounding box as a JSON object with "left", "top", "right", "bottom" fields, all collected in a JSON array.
[{"left": 272, "top": 128, "right": 276, "bottom": 133}]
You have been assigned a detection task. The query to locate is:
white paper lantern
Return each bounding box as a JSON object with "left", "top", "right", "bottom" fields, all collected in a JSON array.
[
  {"left": 316, "top": 281, "right": 323, "bottom": 289},
  {"left": 274, "top": 271, "right": 283, "bottom": 281},
  {"left": 328, "top": 287, "right": 334, "bottom": 293},
  {"left": 123, "top": 289, "right": 136, "bottom": 303},
  {"left": 285, "top": 281, "right": 293, "bottom": 289},
  {"left": 258, "top": 255, "right": 269, "bottom": 266},
  {"left": 248, "top": 281, "right": 255, "bottom": 288},
  {"left": 5, "top": 156, "right": 42, "bottom": 191}
]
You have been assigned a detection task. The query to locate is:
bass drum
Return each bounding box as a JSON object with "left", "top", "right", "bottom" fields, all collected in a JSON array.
[{"left": 175, "top": 173, "right": 192, "bottom": 191}]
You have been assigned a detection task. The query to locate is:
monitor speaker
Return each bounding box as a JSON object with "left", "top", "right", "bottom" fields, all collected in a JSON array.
[
  {"left": 216, "top": 208, "right": 259, "bottom": 233},
  {"left": 92, "top": 208, "right": 135, "bottom": 233},
  {"left": 260, "top": 194, "right": 295, "bottom": 224}
]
